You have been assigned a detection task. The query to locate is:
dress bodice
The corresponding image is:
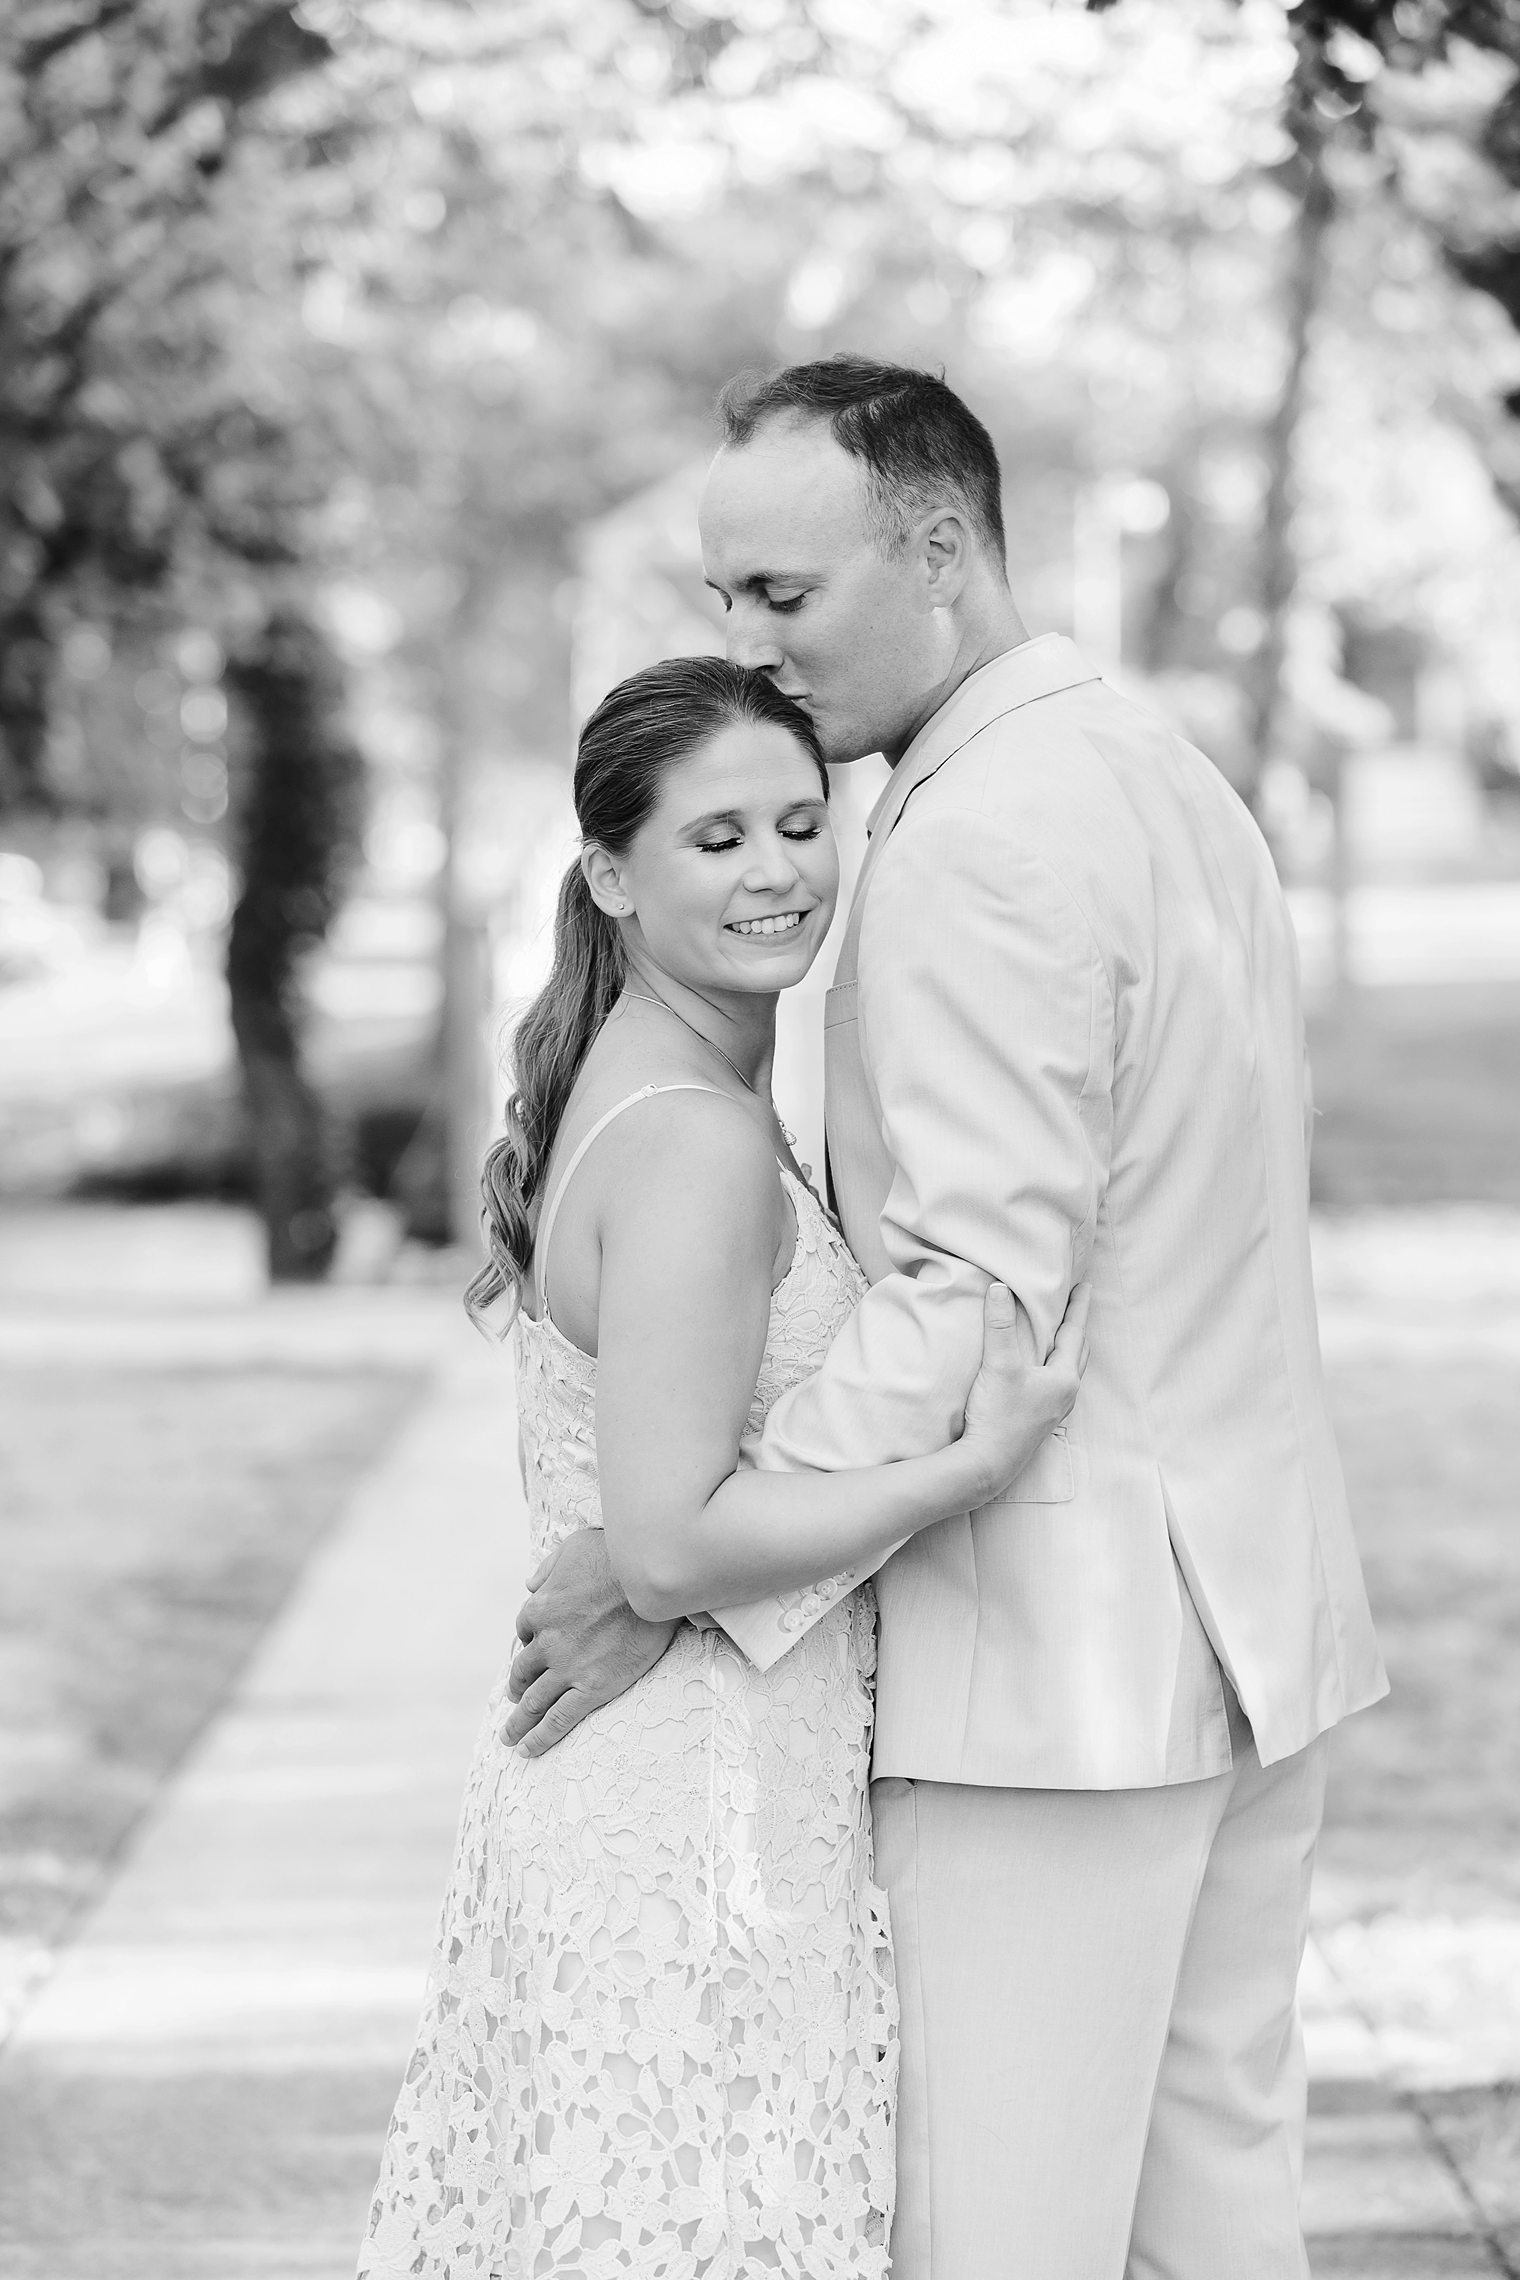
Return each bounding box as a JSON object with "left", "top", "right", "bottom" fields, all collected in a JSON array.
[{"left": 512, "top": 1166, "right": 868, "bottom": 1571}]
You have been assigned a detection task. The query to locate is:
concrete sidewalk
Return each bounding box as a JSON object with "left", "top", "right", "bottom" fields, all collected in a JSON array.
[
  {"left": 1, "top": 1222, "right": 1517, "bottom": 2275},
  {"left": 0, "top": 1310, "right": 523, "bottom": 2279}
]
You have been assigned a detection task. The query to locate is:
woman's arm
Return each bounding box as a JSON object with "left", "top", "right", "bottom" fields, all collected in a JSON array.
[{"left": 592, "top": 1093, "right": 1085, "bottom": 1623}]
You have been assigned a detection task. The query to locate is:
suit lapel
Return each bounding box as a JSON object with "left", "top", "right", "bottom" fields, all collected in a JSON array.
[{"left": 831, "top": 634, "right": 1101, "bottom": 988}]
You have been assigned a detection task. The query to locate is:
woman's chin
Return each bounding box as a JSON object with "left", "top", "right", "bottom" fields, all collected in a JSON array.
[{"left": 719, "top": 935, "right": 821, "bottom": 990}]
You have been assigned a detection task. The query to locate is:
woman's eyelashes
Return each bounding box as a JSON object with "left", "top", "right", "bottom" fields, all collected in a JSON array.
[{"left": 694, "top": 820, "right": 822, "bottom": 855}]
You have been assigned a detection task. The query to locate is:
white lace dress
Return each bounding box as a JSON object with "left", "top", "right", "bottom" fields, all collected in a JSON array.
[{"left": 358, "top": 1110, "right": 897, "bottom": 2280}]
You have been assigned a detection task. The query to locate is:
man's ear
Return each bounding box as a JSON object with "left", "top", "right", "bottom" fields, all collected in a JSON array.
[
  {"left": 921, "top": 506, "right": 974, "bottom": 606},
  {"left": 582, "top": 841, "right": 630, "bottom": 917}
]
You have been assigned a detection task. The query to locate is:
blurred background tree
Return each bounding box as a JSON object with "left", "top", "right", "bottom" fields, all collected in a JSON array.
[
  {"left": 0, "top": 0, "right": 370, "bottom": 1271},
  {"left": 1087, "top": 0, "right": 1520, "bottom": 796},
  {"left": 4, "top": 0, "right": 1520, "bottom": 1265},
  {"left": 0, "top": 0, "right": 334, "bottom": 804},
  {"left": 225, "top": 607, "right": 362, "bottom": 1278}
]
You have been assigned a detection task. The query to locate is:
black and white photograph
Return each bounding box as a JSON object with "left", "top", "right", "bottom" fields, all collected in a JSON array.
[{"left": 2, "top": 1, "right": 1520, "bottom": 2274}]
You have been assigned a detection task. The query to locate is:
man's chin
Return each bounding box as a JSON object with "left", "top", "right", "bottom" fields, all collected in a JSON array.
[{"left": 817, "top": 723, "right": 882, "bottom": 768}]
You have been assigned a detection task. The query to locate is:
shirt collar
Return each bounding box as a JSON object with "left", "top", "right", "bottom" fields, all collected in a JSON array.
[{"left": 865, "top": 633, "right": 1101, "bottom": 839}]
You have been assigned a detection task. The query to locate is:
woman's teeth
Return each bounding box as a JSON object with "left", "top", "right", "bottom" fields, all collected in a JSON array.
[{"left": 729, "top": 913, "right": 804, "bottom": 937}]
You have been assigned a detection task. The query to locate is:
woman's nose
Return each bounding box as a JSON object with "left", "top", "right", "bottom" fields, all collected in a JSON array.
[{"left": 743, "top": 836, "right": 800, "bottom": 893}]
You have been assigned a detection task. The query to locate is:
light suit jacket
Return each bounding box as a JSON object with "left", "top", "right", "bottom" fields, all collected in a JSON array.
[{"left": 745, "top": 635, "right": 1386, "bottom": 1789}]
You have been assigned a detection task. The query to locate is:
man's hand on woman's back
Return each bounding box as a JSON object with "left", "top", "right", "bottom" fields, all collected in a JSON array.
[{"left": 505, "top": 1528, "right": 678, "bottom": 1756}]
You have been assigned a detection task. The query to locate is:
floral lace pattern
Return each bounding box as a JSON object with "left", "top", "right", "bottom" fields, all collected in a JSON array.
[{"left": 358, "top": 1171, "right": 897, "bottom": 2279}]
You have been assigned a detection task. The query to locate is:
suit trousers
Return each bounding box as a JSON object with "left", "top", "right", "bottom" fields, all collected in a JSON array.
[{"left": 871, "top": 1702, "right": 1329, "bottom": 2280}]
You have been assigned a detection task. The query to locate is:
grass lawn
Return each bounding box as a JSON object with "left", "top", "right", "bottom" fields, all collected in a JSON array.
[
  {"left": 0, "top": 1364, "right": 425, "bottom": 1968},
  {"left": 1319, "top": 1356, "right": 1520, "bottom": 1921},
  {"left": 1307, "top": 981, "right": 1520, "bottom": 1913},
  {"left": 1308, "top": 983, "right": 1520, "bottom": 1209}
]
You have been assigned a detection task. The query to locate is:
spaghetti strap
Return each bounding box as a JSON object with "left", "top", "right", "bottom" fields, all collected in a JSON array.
[{"left": 535, "top": 1083, "right": 727, "bottom": 1319}]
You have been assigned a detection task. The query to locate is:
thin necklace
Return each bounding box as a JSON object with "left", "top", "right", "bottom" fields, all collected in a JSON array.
[
  {"left": 623, "top": 987, "right": 799, "bottom": 1152},
  {"left": 624, "top": 987, "right": 758, "bottom": 1093}
]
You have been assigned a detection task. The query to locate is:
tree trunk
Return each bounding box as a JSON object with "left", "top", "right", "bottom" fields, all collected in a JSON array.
[
  {"left": 1245, "top": 93, "right": 1334, "bottom": 804},
  {"left": 229, "top": 1006, "right": 337, "bottom": 1281},
  {"left": 1140, "top": 452, "right": 1200, "bottom": 674},
  {"left": 224, "top": 607, "right": 361, "bottom": 1283},
  {"left": 394, "top": 591, "right": 492, "bottom": 1253},
  {"left": 0, "top": 600, "right": 56, "bottom": 810}
]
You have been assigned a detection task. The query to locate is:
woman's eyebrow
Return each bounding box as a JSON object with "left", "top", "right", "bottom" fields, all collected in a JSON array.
[{"left": 681, "top": 807, "right": 745, "bottom": 832}]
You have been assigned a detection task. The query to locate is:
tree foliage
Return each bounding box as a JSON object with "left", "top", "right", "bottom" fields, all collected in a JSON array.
[{"left": 0, "top": 1, "right": 347, "bottom": 807}]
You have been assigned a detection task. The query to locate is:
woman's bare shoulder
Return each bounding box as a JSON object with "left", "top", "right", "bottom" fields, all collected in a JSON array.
[
  {"left": 540, "top": 1043, "right": 780, "bottom": 1253},
  {"left": 590, "top": 1078, "right": 776, "bottom": 1209}
]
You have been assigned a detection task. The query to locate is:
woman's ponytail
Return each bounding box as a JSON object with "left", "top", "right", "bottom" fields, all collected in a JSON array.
[{"left": 465, "top": 862, "right": 625, "bottom": 1322}]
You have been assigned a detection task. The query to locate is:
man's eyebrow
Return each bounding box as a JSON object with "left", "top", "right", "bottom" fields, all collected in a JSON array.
[{"left": 703, "top": 572, "right": 810, "bottom": 596}]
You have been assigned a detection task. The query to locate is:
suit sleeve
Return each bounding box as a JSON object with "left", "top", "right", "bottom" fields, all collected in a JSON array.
[{"left": 755, "top": 807, "right": 1115, "bottom": 1477}]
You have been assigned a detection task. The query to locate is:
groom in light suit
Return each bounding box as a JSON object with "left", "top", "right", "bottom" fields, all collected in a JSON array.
[{"left": 506, "top": 355, "right": 1386, "bottom": 2275}]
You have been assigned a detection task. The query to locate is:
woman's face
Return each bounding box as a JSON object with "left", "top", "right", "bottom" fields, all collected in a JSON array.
[{"left": 608, "top": 718, "right": 839, "bottom": 998}]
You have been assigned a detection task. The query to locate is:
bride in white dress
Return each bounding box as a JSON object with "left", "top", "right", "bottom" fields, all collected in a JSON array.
[{"left": 358, "top": 658, "right": 1087, "bottom": 2280}]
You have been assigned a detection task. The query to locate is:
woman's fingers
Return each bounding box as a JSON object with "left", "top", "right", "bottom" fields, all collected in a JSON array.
[
  {"left": 1056, "top": 1280, "right": 1093, "bottom": 1344},
  {"left": 976, "top": 1278, "right": 1091, "bottom": 1421},
  {"left": 1052, "top": 1282, "right": 1093, "bottom": 1370},
  {"left": 1038, "top": 1284, "right": 1092, "bottom": 1420}
]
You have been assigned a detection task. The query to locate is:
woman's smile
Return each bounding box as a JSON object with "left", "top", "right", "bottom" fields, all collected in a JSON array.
[{"left": 726, "top": 910, "right": 807, "bottom": 937}]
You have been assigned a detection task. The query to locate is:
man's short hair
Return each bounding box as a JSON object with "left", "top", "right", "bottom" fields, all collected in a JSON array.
[{"left": 716, "top": 353, "right": 1007, "bottom": 573}]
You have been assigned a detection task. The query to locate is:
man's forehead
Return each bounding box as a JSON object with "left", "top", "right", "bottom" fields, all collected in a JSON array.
[{"left": 699, "top": 424, "right": 869, "bottom": 568}]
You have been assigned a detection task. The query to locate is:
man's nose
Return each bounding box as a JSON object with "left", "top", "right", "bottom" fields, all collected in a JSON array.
[{"left": 725, "top": 608, "right": 784, "bottom": 675}]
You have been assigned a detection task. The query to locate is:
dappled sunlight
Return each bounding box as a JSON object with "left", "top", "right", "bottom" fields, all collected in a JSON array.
[{"left": 4, "top": 0, "right": 1520, "bottom": 2267}]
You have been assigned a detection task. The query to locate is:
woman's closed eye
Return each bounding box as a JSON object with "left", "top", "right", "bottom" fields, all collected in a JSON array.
[{"left": 695, "top": 821, "right": 822, "bottom": 854}]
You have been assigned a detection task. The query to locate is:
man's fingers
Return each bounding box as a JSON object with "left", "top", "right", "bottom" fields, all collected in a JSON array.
[
  {"left": 506, "top": 1636, "right": 550, "bottom": 1701},
  {"left": 502, "top": 1670, "right": 572, "bottom": 1745},
  {"left": 515, "top": 1595, "right": 540, "bottom": 1648},
  {"left": 517, "top": 1688, "right": 593, "bottom": 1759},
  {"left": 524, "top": 1547, "right": 560, "bottom": 1593}
]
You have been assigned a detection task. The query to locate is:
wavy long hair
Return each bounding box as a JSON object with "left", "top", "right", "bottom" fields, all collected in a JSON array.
[{"left": 465, "top": 657, "right": 827, "bottom": 1324}]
